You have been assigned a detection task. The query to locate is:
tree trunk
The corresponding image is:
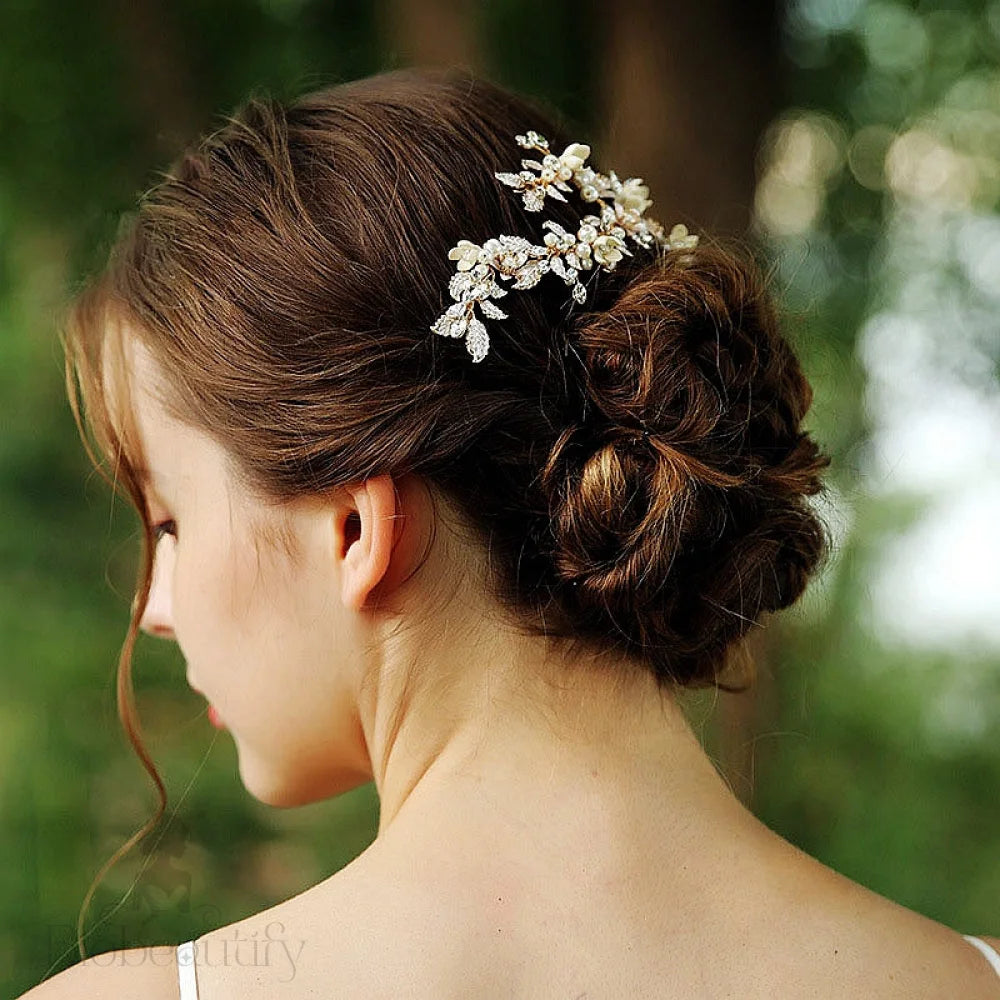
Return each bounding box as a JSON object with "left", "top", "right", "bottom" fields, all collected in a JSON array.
[
  {"left": 381, "top": 0, "right": 479, "bottom": 68},
  {"left": 600, "top": 0, "right": 782, "bottom": 238}
]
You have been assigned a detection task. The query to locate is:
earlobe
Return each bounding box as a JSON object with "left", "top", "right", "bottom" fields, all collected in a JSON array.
[{"left": 340, "top": 475, "right": 398, "bottom": 611}]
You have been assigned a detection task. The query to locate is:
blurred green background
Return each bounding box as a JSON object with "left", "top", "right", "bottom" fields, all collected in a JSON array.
[{"left": 2, "top": 0, "right": 999, "bottom": 995}]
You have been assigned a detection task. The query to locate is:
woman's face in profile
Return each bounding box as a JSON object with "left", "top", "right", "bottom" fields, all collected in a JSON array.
[{"left": 118, "top": 336, "right": 374, "bottom": 807}]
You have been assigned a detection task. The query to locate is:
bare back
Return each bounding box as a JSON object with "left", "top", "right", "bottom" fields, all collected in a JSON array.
[{"left": 174, "top": 835, "right": 1000, "bottom": 1000}]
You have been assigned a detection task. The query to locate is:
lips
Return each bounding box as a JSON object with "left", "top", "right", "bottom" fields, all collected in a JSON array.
[{"left": 187, "top": 676, "right": 225, "bottom": 729}]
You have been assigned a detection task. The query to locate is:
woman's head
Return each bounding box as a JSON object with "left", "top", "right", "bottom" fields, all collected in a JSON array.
[
  {"left": 65, "top": 66, "right": 832, "bottom": 809},
  {"left": 105, "top": 333, "right": 410, "bottom": 806}
]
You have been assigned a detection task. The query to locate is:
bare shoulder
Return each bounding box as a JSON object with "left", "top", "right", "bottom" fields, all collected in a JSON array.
[
  {"left": 17, "top": 944, "right": 179, "bottom": 1000},
  {"left": 17, "top": 857, "right": 375, "bottom": 1000}
]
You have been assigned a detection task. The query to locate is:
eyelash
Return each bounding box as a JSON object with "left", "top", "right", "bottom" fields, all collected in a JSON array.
[{"left": 153, "top": 519, "right": 177, "bottom": 542}]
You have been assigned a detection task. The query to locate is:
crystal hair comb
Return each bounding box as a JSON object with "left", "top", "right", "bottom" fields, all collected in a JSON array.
[{"left": 429, "top": 130, "right": 699, "bottom": 363}]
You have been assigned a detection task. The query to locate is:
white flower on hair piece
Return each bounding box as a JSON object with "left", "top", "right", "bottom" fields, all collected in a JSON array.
[
  {"left": 667, "top": 223, "right": 699, "bottom": 249},
  {"left": 431, "top": 131, "right": 700, "bottom": 363},
  {"left": 448, "top": 240, "right": 482, "bottom": 271},
  {"left": 618, "top": 178, "right": 652, "bottom": 214},
  {"left": 592, "top": 234, "right": 627, "bottom": 268},
  {"left": 559, "top": 143, "right": 590, "bottom": 173}
]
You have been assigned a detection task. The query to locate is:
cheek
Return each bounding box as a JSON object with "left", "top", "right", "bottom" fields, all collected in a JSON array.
[
  {"left": 171, "top": 521, "right": 257, "bottom": 679},
  {"left": 174, "top": 526, "right": 328, "bottom": 720},
  {"left": 171, "top": 519, "right": 369, "bottom": 801}
]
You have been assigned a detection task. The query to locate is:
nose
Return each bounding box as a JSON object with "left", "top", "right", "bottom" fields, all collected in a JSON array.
[{"left": 139, "top": 537, "right": 176, "bottom": 638}]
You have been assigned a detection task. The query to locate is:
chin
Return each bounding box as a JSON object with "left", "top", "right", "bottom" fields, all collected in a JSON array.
[
  {"left": 237, "top": 746, "right": 372, "bottom": 808},
  {"left": 247, "top": 781, "right": 317, "bottom": 809},
  {"left": 236, "top": 752, "right": 311, "bottom": 808}
]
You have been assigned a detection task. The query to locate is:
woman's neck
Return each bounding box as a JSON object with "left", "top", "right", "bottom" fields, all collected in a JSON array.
[{"left": 358, "top": 625, "right": 761, "bottom": 874}]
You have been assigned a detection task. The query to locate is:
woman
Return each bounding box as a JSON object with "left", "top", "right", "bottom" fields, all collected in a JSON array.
[{"left": 25, "top": 67, "right": 1000, "bottom": 998}]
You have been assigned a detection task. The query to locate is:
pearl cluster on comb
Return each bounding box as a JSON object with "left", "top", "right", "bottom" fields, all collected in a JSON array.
[{"left": 430, "top": 130, "right": 699, "bottom": 363}]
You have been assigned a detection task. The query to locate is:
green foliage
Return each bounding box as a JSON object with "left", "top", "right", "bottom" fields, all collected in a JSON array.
[{"left": 747, "top": 0, "right": 1000, "bottom": 941}]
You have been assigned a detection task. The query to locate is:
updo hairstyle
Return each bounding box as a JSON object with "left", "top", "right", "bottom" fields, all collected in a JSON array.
[{"left": 66, "top": 66, "right": 832, "bottom": 701}]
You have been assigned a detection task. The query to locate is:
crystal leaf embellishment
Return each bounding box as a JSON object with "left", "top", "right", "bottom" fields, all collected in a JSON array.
[{"left": 430, "top": 131, "right": 699, "bottom": 362}]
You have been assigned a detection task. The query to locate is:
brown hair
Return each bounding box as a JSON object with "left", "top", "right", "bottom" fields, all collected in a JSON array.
[{"left": 63, "top": 66, "right": 831, "bottom": 953}]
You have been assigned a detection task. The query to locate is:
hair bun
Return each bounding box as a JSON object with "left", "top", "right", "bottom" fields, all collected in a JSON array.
[{"left": 540, "top": 242, "right": 832, "bottom": 688}]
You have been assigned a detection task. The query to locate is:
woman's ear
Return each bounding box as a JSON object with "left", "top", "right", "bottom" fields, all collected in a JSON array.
[{"left": 339, "top": 474, "right": 399, "bottom": 611}]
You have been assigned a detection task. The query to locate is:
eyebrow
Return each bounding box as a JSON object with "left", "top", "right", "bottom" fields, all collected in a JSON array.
[{"left": 133, "top": 465, "right": 164, "bottom": 493}]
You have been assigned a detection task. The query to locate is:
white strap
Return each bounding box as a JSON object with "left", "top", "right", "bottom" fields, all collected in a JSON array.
[
  {"left": 177, "top": 939, "right": 200, "bottom": 1000},
  {"left": 964, "top": 935, "right": 1000, "bottom": 979}
]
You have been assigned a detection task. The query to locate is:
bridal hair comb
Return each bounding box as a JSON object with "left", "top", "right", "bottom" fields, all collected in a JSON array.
[{"left": 430, "top": 130, "right": 699, "bottom": 363}]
